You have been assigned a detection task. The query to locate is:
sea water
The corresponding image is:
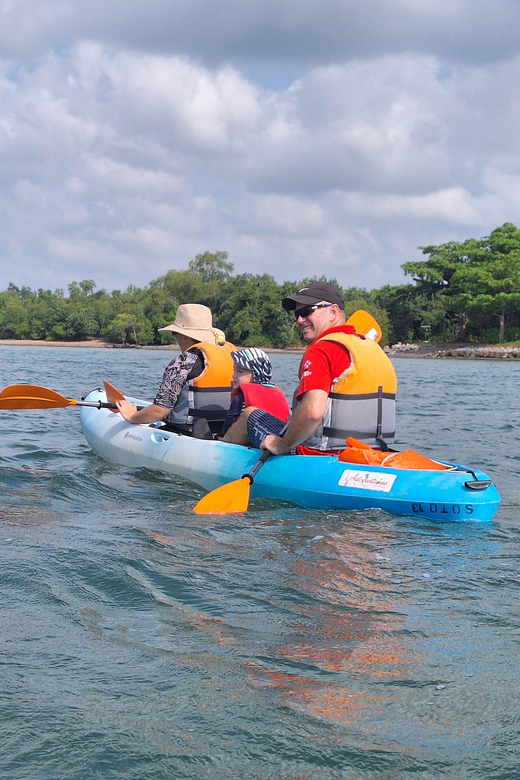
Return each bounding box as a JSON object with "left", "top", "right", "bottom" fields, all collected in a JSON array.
[{"left": 0, "top": 347, "right": 519, "bottom": 780}]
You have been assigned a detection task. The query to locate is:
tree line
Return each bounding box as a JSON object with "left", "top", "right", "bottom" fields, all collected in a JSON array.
[{"left": 2, "top": 224, "right": 520, "bottom": 348}]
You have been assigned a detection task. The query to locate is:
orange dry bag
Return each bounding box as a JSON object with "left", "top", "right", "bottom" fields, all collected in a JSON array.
[{"left": 338, "top": 437, "right": 447, "bottom": 471}]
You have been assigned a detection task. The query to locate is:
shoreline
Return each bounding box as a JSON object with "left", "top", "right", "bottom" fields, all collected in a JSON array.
[
  {"left": 387, "top": 343, "right": 520, "bottom": 359},
  {"left": 0, "top": 338, "right": 306, "bottom": 353},
  {"left": 0, "top": 338, "right": 115, "bottom": 348},
  {"left": 0, "top": 339, "right": 519, "bottom": 359}
]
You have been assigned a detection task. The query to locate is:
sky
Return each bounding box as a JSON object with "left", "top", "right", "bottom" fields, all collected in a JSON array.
[{"left": 1, "top": 0, "right": 520, "bottom": 295}]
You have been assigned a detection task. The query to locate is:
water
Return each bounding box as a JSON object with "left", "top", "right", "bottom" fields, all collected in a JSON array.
[{"left": 0, "top": 347, "right": 519, "bottom": 779}]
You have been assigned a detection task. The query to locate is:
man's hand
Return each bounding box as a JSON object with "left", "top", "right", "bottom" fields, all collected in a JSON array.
[
  {"left": 261, "top": 389, "right": 328, "bottom": 453},
  {"left": 261, "top": 434, "right": 290, "bottom": 455}
]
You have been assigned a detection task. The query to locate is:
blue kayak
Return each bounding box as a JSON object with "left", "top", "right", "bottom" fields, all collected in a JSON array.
[{"left": 79, "top": 388, "right": 501, "bottom": 522}]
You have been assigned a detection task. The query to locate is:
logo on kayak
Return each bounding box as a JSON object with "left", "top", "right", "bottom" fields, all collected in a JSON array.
[
  {"left": 124, "top": 431, "right": 143, "bottom": 442},
  {"left": 338, "top": 469, "right": 397, "bottom": 492}
]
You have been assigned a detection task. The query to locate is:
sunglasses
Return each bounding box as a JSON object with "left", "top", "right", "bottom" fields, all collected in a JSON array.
[{"left": 293, "top": 303, "right": 333, "bottom": 320}]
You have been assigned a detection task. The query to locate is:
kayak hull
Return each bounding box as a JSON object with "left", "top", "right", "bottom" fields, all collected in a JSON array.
[{"left": 79, "top": 389, "right": 501, "bottom": 522}]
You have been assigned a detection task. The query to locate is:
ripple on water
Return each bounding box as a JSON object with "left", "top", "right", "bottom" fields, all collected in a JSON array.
[{"left": 0, "top": 351, "right": 519, "bottom": 778}]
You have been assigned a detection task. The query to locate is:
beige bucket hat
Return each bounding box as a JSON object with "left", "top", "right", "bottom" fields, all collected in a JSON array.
[{"left": 159, "top": 304, "right": 226, "bottom": 345}]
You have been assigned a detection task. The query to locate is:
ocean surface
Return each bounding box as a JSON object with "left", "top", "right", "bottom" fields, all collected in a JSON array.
[{"left": 0, "top": 346, "right": 519, "bottom": 780}]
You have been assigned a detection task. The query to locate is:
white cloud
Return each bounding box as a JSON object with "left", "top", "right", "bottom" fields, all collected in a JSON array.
[
  {"left": 339, "top": 188, "right": 481, "bottom": 224},
  {"left": 245, "top": 194, "right": 324, "bottom": 235},
  {"left": 1, "top": 4, "right": 520, "bottom": 293},
  {"left": 83, "top": 155, "right": 184, "bottom": 196}
]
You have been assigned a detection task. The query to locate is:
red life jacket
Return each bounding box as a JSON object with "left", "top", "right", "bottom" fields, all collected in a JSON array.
[{"left": 241, "top": 383, "right": 290, "bottom": 422}]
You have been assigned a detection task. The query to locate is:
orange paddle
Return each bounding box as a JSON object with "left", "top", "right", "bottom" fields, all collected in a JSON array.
[
  {"left": 103, "top": 380, "right": 127, "bottom": 410},
  {"left": 0, "top": 384, "right": 119, "bottom": 410},
  {"left": 347, "top": 310, "right": 382, "bottom": 342},
  {"left": 193, "top": 451, "right": 270, "bottom": 514},
  {"left": 0, "top": 382, "right": 143, "bottom": 411}
]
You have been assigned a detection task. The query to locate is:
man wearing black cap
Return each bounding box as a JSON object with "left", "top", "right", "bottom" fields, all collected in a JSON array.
[{"left": 255, "top": 281, "right": 396, "bottom": 456}]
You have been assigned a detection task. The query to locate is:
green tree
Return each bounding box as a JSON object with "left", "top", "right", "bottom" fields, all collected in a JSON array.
[
  {"left": 149, "top": 270, "right": 206, "bottom": 306},
  {"left": 68, "top": 280, "right": 96, "bottom": 301},
  {"left": 64, "top": 307, "right": 100, "bottom": 339},
  {"left": 188, "top": 251, "right": 233, "bottom": 283},
  {"left": 43, "top": 299, "right": 68, "bottom": 340},
  {"left": 0, "top": 286, "right": 36, "bottom": 337},
  {"left": 217, "top": 274, "right": 293, "bottom": 347},
  {"left": 374, "top": 284, "right": 435, "bottom": 343},
  {"left": 103, "top": 313, "right": 136, "bottom": 344},
  {"left": 403, "top": 223, "right": 520, "bottom": 342}
]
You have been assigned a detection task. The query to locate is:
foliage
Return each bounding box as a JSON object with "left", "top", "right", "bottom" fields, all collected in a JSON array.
[
  {"left": 188, "top": 251, "right": 233, "bottom": 284},
  {"left": 216, "top": 274, "right": 295, "bottom": 347},
  {"left": 2, "top": 226, "right": 520, "bottom": 346},
  {"left": 403, "top": 223, "right": 520, "bottom": 342}
]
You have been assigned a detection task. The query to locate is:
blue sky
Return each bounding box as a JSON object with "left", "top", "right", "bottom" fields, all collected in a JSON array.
[{"left": 1, "top": 0, "right": 520, "bottom": 293}]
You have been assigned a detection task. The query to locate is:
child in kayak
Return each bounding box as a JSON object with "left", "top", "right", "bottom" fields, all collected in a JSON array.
[{"left": 220, "top": 347, "right": 290, "bottom": 447}]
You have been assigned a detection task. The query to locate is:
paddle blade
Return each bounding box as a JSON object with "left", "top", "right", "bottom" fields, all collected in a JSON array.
[
  {"left": 193, "top": 477, "right": 251, "bottom": 514},
  {"left": 103, "top": 380, "right": 126, "bottom": 410},
  {"left": 0, "top": 384, "right": 75, "bottom": 409},
  {"left": 347, "top": 310, "right": 382, "bottom": 342}
]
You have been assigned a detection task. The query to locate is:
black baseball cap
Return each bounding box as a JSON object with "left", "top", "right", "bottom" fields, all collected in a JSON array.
[{"left": 282, "top": 282, "right": 345, "bottom": 311}]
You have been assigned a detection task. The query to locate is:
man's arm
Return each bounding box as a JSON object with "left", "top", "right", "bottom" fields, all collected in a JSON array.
[
  {"left": 260, "top": 389, "right": 328, "bottom": 455},
  {"left": 115, "top": 400, "right": 171, "bottom": 424}
]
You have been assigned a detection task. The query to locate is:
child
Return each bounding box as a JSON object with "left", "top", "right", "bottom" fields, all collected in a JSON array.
[{"left": 221, "top": 347, "right": 290, "bottom": 446}]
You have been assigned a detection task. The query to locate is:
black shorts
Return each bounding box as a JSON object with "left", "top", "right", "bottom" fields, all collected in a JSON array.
[{"left": 246, "top": 409, "right": 288, "bottom": 449}]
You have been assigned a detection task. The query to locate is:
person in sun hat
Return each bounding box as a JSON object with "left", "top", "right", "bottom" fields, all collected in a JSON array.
[
  {"left": 234, "top": 281, "right": 397, "bottom": 455},
  {"left": 221, "top": 347, "right": 290, "bottom": 446},
  {"left": 116, "top": 304, "right": 236, "bottom": 435}
]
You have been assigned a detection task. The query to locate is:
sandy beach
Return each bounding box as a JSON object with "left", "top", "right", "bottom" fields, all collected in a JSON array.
[
  {"left": 0, "top": 338, "right": 306, "bottom": 353},
  {"left": 0, "top": 338, "right": 181, "bottom": 349},
  {"left": 0, "top": 338, "right": 112, "bottom": 348}
]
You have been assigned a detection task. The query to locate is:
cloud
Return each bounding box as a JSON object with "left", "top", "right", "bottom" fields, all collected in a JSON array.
[
  {"left": 1, "top": 3, "right": 520, "bottom": 293},
  {"left": 339, "top": 188, "right": 481, "bottom": 224},
  {"left": 3, "top": 0, "right": 520, "bottom": 68}
]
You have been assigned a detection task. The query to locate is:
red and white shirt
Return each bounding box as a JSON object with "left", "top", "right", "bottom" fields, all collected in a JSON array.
[{"left": 295, "top": 325, "right": 360, "bottom": 456}]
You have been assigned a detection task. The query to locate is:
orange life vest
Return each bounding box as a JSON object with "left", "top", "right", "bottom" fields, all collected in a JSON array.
[
  {"left": 298, "top": 332, "right": 397, "bottom": 451},
  {"left": 168, "top": 341, "right": 235, "bottom": 426},
  {"left": 338, "top": 437, "right": 447, "bottom": 471}
]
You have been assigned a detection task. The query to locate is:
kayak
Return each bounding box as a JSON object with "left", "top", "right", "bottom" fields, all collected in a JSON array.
[{"left": 79, "top": 388, "right": 501, "bottom": 522}]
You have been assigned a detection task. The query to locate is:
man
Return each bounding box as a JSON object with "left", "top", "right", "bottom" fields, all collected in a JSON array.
[
  {"left": 248, "top": 281, "right": 397, "bottom": 456},
  {"left": 116, "top": 303, "right": 235, "bottom": 435}
]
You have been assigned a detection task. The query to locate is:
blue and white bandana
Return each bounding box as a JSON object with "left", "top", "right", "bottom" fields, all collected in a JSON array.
[{"left": 230, "top": 347, "right": 273, "bottom": 385}]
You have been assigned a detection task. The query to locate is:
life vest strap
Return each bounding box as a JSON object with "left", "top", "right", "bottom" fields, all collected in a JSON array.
[
  {"left": 328, "top": 391, "right": 396, "bottom": 401},
  {"left": 191, "top": 385, "right": 232, "bottom": 394},
  {"left": 375, "top": 385, "right": 389, "bottom": 451},
  {"left": 189, "top": 408, "right": 229, "bottom": 420},
  {"left": 323, "top": 426, "right": 396, "bottom": 441}
]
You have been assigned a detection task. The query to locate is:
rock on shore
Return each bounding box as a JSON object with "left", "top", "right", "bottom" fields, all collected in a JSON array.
[
  {"left": 386, "top": 342, "right": 520, "bottom": 359},
  {"left": 428, "top": 346, "right": 520, "bottom": 359}
]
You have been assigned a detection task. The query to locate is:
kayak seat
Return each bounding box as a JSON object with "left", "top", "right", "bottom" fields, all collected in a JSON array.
[{"left": 192, "top": 418, "right": 214, "bottom": 440}]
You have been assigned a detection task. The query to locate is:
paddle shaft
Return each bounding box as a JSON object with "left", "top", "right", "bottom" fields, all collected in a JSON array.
[
  {"left": 75, "top": 400, "right": 145, "bottom": 410},
  {"left": 0, "top": 382, "right": 146, "bottom": 411},
  {"left": 76, "top": 400, "right": 118, "bottom": 409},
  {"left": 241, "top": 450, "right": 271, "bottom": 484}
]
